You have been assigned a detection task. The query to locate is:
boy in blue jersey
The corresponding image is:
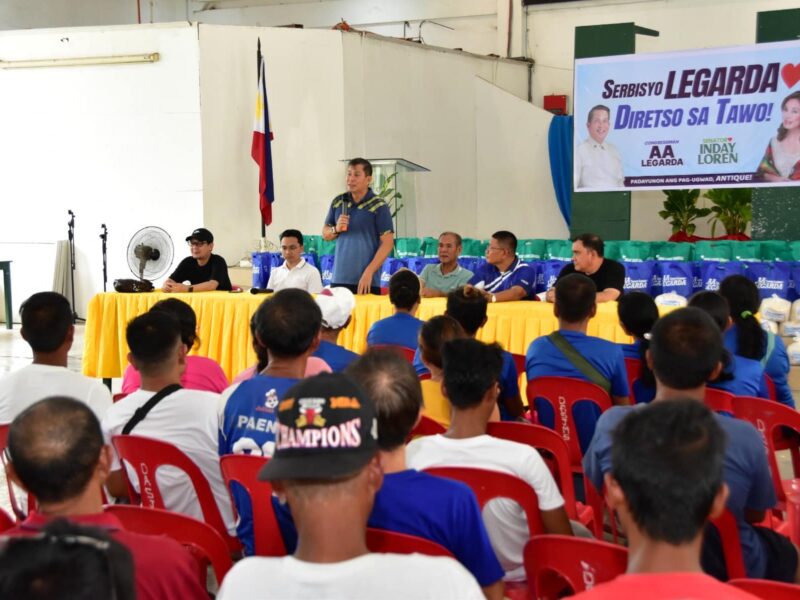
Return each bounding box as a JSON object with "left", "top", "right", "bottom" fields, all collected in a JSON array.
[
  {"left": 367, "top": 269, "right": 424, "bottom": 350},
  {"left": 312, "top": 287, "right": 359, "bottom": 372},
  {"left": 468, "top": 231, "right": 536, "bottom": 302},
  {"left": 219, "top": 289, "right": 321, "bottom": 554},
  {"left": 582, "top": 307, "right": 800, "bottom": 584},
  {"left": 526, "top": 273, "right": 629, "bottom": 451}
]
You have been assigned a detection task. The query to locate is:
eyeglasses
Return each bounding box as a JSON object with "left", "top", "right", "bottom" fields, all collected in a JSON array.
[
  {"left": 187, "top": 241, "right": 208, "bottom": 248},
  {"left": 486, "top": 246, "right": 504, "bottom": 253}
]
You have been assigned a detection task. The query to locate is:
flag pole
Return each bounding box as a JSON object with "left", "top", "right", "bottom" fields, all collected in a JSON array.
[{"left": 257, "top": 38, "right": 266, "bottom": 238}]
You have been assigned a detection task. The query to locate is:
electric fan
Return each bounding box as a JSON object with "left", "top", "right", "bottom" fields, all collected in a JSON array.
[{"left": 113, "top": 226, "right": 175, "bottom": 293}]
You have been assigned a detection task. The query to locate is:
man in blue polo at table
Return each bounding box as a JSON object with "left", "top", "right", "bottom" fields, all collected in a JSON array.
[
  {"left": 419, "top": 232, "right": 474, "bottom": 298},
  {"left": 467, "top": 231, "right": 536, "bottom": 303},
  {"left": 321, "top": 158, "right": 395, "bottom": 295}
]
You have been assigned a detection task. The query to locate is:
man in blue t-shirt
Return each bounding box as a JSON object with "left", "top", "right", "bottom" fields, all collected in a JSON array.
[
  {"left": 582, "top": 307, "right": 800, "bottom": 584},
  {"left": 219, "top": 289, "right": 322, "bottom": 554},
  {"left": 367, "top": 269, "right": 424, "bottom": 350},
  {"left": 321, "top": 158, "right": 395, "bottom": 295},
  {"left": 312, "top": 287, "right": 359, "bottom": 372},
  {"left": 526, "top": 273, "right": 629, "bottom": 450},
  {"left": 274, "top": 348, "right": 505, "bottom": 599},
  {"left": 468, "top": 231, "right": 536, "bottom": 302}
]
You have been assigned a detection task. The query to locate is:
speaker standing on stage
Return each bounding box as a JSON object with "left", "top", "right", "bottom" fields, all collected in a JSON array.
[
  {"left": 163, "top": 228, "right": 232, "bottom": 292},
  {"left": 321, "top": 158, "right": 395, "bottom": 295}
]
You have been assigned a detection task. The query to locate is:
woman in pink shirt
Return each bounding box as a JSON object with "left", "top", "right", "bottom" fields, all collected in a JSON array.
[{"left": 121, "top": 298, "right": 229, "bottom": 393}]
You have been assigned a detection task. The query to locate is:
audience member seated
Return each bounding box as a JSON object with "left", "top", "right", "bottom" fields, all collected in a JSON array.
[
  {"left": 219, "top": 289, "right": 322, "bottom": 555},
  {"left": 0, "top": 519, "right": 137, "bottom": 600},
  {"left": 415, "top": 287, "right": 525, "bottom": 420},
  {"left": 418, "top": 315, "right": 468, "bottom": 428},
  {"left": 582, "top": 307, "right": 800, "bottom": 584},
  {"left": 617, "top": 291, "right": 658, "bottom": 403},
  {"left": 0, "top": 292, "right": 111, "bottom": 424},
  {"left": 4, "top": 396, "right": 206, "bottom": 599},
  {"left": 468, "top": 230, "right": 536, "bottom": 302},
  {"left": 164, "top": 227, "right": 232, "bottom": 292},
  {"left": 719, "top": 275, "right": 794, "bottom": 407},
  {"left": 574, "top": 400, "right": 758, "bottom": 599},
  {"left": 121, "top": 298, "right": 228, "bottom": 394},
  {"left": 407, "top": 339, "right": 572, "bottom": 582},
  {"left": 101, "top": 311, "right": 236, "bottom": 535},
  {"left": 419, "top": 231, "right": 474, "bottom": 297},
  {"left": 312, "top": 287, "right": 360, "bottom": 372},
  {"left": 546, "top": 233, "right": 625, "bottom": 303},
  {"left": 526, "top": 273, "right": 629, "bottom": 450},
  {"left": 687, "top": 292, "right": 770, "bottom": 399},
  {"left": 272, "top": 349, "right": 506, "bottom": 600},
  {"left": 217, "top": 373, "right": 484, "bottom": 600},
  {"left": 266, "top": 229, "right": 323, "bottom": 293},
  {"left": 367, "top": 269, "right": 424, "bottom": 349}
]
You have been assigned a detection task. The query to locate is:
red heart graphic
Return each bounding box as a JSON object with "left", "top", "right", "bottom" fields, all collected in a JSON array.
[
  {"left": 727, "top": 137, "right": 732, "bottom": 142},
  {"left": 781, "top": 63, "right": 800, "bottom": 88}
]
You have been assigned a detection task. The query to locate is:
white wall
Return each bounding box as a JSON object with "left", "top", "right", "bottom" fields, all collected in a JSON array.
[
  {"left": 0, "top": 23, "right": 204, "bottom": 319},
  {"left": 0, "top": 0, "right": 187, "bottom": 30}
]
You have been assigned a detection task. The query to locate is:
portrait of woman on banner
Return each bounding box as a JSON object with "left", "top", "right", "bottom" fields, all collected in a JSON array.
[{"left": 755, "top": 90, "right": 800, "bottom": 182}]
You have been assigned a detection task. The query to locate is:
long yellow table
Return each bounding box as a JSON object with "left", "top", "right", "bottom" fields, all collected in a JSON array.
[{"left": 82, "top": 291, "right": 631, "bottom": 381}]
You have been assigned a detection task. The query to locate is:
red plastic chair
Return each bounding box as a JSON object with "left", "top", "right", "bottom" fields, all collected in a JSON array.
[
  {"left": 219, "top": 454, "right": 286, "bottom": 557},
  {"left": 0, "top": 506, "right": 14, "bottom": 532},
  {"left": 730, "top": 396, "right": 800, "bottom": 544},
  {"left": 523, "top": 534, "right": 628, "bottom": 599},
  {"left": 406, "top": 415, "right": 446, "bottom": 443},
  {"left": 704, "top": 388, "right": 735, "bottom": 414},
  {"left": 0, "top": 423, "right": 36, "bottom": 520},
  {"left": 487, "top": 421, "right": 599, "bottom": 537},
  {"left": 371, "top": 344, "right": 416, "bottom": 363},
  {"left": 366, "top": 528, "right": 453, "bottom": 557},
  {"left": 728, "top": 578, "right": 800, "bottom": 599},
  {"left": 111, "top": 435, "right": 241, "bottom": 554},
  {"left": 710, "top": 508, "right": 747, "bottom": 580},
  {"left": 105, "top": 504, "right": 233, "bottom": 584},
  {"left": 624, "top": 357, "right": 641, "bottom": 399},
  {"left": 424, "top": 467, "right": 544, "bottom": 537}
]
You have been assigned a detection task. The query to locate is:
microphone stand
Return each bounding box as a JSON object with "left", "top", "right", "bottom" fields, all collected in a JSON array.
[
  {"left": 67, "top": 210, "right": 79, "bottom": 322},
  {"left": 99, "top": 224, "right": 108, "bottom": 292}
]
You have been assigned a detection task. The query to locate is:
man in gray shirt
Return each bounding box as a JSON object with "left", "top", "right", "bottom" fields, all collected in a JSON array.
[{"left": 419, "top": 232, "right": 473, "bottom": 298}]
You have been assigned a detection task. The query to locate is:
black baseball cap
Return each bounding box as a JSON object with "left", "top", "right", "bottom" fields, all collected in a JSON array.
[
  {"left": 186, "top": 228, "right": 213, "bottom": 243},
  {"left": 258, "top": 373, "right": 379, "bottom": 481}
]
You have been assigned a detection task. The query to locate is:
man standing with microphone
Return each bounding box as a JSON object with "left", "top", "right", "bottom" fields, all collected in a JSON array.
[{"left": 322, "top": 158, "right": 394, "bottom": 295}]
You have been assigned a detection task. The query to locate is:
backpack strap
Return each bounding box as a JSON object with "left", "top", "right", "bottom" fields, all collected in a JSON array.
[
  {"left": 547, "top": 332, "right": 612, "bottom": 395},
  {"left": 761, "top": 330, "right": 776, "bottom": 369},
  {"left": 122, "top": 383, "right": 182, "bottom": 435}
]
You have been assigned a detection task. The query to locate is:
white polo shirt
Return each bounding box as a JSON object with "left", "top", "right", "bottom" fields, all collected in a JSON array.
[
  {"left": 0, "top": 364, "right": 112, "bottom": 424},
  {"left": 218, "top": 553, "right": 484, "bottom": 599},
  {"left": 266, "top": 258, "right": 323, "bottom": 293},
  {"left": 101, "top": 388, "right": 236, "bottom": 535}
]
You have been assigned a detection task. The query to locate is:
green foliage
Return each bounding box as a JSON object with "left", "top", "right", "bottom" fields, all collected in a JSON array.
[
  {"left": 375, "top": 171, "right": 404, "bottom": 219},
  {"left": 658, "top": 189, "right": 711, "bottom": 236},
  {"left": 703, "top": 188, "right": 752, "bottom": 237}
]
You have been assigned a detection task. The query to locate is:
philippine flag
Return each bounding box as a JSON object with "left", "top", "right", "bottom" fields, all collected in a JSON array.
[{"left": 251, "top": 41, "right": 275, "bottom": 226}]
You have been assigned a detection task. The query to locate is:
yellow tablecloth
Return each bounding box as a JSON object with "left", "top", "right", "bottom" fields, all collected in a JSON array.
[{"left": 82, "top": 292, "right": 631, "bottom": 381}]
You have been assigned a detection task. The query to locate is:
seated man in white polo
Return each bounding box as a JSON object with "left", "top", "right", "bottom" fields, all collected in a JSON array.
[
  {"left": 419, "top": 231, "right": 474, "bottom": 298},
  {"left": 266, "top": 229, "right": 323, "bottom": 293}
]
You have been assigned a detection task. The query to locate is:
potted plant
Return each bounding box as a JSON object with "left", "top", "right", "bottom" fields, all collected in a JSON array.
[
  {"left": 659, "top": 189, "right": 711, "bottom": 242},
  {"left": 703, "top": 188, "right": 752, "bottom": 240}
]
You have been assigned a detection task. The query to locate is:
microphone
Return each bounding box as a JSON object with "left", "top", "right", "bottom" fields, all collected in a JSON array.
[{"left": 250, "top": 288, "right": 272, "bottom": 294}]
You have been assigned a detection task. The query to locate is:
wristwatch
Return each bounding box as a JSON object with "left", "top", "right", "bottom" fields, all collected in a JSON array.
[
  {"left": 328, "top": 224, "right": 338, "bottom": 237},
  {"left": 188, "top": 285, "right": 194, "bottom": 293}
]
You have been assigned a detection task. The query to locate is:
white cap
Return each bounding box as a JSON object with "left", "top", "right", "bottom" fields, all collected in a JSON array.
[{"left": 316, "top": 287, "right": 356, "bottom": 330}]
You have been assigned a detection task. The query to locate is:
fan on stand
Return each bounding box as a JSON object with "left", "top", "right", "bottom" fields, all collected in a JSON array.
[{"left": 113, "top": 227, "right": 175, "bottom": 293}]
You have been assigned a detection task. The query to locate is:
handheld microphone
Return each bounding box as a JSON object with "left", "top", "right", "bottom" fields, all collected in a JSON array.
[{"left": 250, "top": 288, "right": 272, "bottom": 294}]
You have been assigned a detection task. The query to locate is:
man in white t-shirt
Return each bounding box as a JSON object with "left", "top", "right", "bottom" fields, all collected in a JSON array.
[
  {"left": 102, "top": 311, "right": 235, "bottom": 535},
  {"left": 406, "top": 338, "right": 572, "bottom": 581},
  {"left": 574, "top": 104, "right": 624, "bottom": 189},
  {"left": 0, "top": 292, "right": 111, "bottom": 424},
  {"left": 266, "top": 229, "right": 323, "bottom": 293},
  {"left": 217, "top": 373, "right": 483, "bottom": 600}
]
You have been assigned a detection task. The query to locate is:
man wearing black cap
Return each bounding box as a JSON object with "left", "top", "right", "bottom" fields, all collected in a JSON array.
[
  {"left": 163, "top": 228, "right": 232, "bottom": 292},
  {"left": 217, "top": 372, "right": 483, "bottom": 600}
]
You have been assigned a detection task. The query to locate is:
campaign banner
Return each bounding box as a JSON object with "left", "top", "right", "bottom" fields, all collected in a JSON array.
[{"left": 573, "top": 40, "right": 800, "bottom": 191}]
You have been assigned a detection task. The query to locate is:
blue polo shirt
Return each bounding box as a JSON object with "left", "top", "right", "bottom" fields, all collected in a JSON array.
[
  {"left": 708, "top": 354, "right": 770, "bottom": 399},
  {"left": 724, "top": 326, "right": 794, "bottom": 407},
  {"left": 468, "top": 257, "right": 536, "bottom": 298},
  {"left": 272, "top": 469, "right": 505, "bottom": 586},
  {"left": 367, "top": 312, "right": 424, "bottom": 349},
  {"left": 325, "top": 189, "right": 394, "bottom": 287},
  {"left": 619, "top": 340, "right": 641, "bottom": 360},
  {"left": 526, "top": 330, "right": 629, "bottom": 451},
  {"left": 218, "top": 374, "right": 299, "bottom": 555},
  {"left": 414, "top": 346, "right": 520, "bottom": 420},
  {"left": 312, "top": 340, "right": 359, "bottom": 373},
  {"left": 583, "top": 405, "right": 777, "bottom": 579}
]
